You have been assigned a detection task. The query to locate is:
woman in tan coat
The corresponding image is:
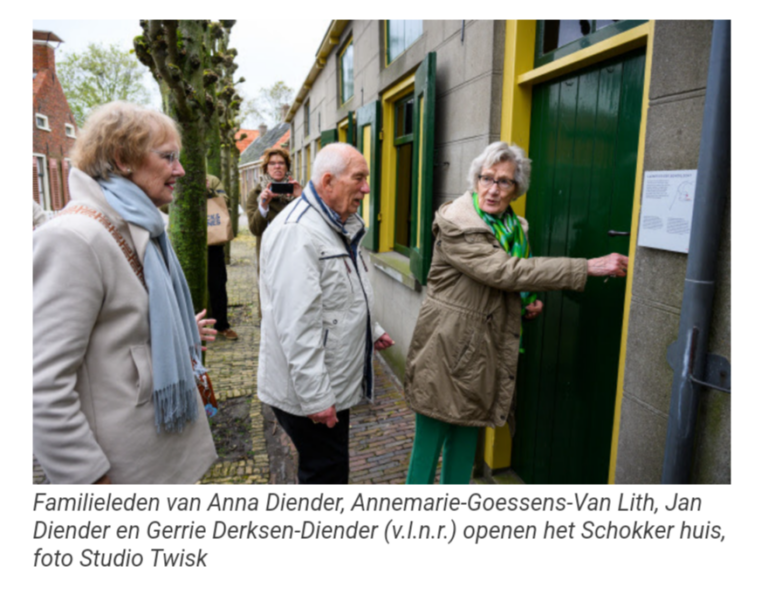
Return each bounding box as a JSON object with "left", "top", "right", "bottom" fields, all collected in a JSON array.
[
  {"left": 404, "top": 141, "right": 628, "bottom": 484},
  {"left": 33, "top": 102, "right": 217, "bottom": 484}
]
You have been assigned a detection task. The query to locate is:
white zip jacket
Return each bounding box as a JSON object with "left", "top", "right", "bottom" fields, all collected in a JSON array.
[{"left": 257, "top": 182, "right": 384, "bottom": 417}]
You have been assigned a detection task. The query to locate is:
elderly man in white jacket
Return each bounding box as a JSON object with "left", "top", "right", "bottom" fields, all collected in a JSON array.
[{"left": 258, "top": 143, "right": 393, "bottom": 484}]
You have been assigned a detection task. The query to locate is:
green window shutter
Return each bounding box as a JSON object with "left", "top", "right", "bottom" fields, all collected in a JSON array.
[
  {"left": 320, "top": 128, "right": 338, "bottom": 147},
  {"left": 409, "top": 52, "right": 437, "bottom": 284},
  {"left": 355, "top": 100, "right": 381, "bottom": 251}
]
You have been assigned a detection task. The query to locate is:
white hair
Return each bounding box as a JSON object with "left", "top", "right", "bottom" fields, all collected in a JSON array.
[
  {"left": 467, "top": 141, "right": 532, "bottom": 199},
  {"left": 311, "top": 142, "right": 359, "bottom": 185}
]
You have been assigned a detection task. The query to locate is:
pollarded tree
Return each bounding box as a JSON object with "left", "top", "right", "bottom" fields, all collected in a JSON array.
[
  {"left": 213, "top": 21, "right": 245, "bottom": 237},
  {"left": 134, "top": 20, "right": 211, "bottom": 310}
]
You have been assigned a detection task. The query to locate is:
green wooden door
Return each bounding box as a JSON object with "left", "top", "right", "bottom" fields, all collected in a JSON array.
[{"left": 511, "top": 49, "right": 645, "bottom": 484}]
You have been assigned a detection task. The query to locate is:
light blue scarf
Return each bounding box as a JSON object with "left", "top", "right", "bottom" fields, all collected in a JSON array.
[{"left": 99, "top": 175, "right": 202, "bottom": 433}]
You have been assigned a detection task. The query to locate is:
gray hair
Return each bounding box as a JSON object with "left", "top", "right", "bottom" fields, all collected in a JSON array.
[
  {"left": 467, "top": 141, "right": 532, "bottom": 199},
  {"left": 311, "top": 142, "right": 358, "bottom": 185}
]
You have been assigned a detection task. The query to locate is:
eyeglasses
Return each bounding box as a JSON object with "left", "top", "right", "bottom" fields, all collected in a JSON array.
[
  {"left": 268, "top": 161, "right": 287, "bottom": 167},
  {"left": 479, "top": 174, "right": 516, "bottom": 192},
  {"left": 153, "top": 150, "right": 181, "bottom": 165}
]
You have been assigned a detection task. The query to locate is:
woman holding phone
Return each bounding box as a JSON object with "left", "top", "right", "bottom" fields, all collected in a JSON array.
[{"left": 245, "top": 147, "right": 302, "bottom": 279}]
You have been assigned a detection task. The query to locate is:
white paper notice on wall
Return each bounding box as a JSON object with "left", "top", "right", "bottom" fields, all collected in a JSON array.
[{"left": 638, "top": 170, "right": 697, "bottom": 253}]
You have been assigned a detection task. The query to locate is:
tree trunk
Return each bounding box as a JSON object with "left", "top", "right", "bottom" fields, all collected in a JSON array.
[
  {"left": 230, "top": 146, "right": 241, "bottom": 237},
  {"left": 135, "top": 20, "right": 210, "bottom": 311},
  {"left": 169, "top": 118, "right": 208, "bottom": 310},
  {"left": 135, "top": 19, "right": 244, "bottom": 309}
]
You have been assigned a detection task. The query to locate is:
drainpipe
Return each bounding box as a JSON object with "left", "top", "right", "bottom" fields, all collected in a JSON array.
[{"left": 662, "top": 20, "right": 731, "bottom": 484}]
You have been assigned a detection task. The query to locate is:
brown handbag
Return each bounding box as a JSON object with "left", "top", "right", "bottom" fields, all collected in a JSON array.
[
  {"left": 58, "top": 205, "right": 219, "bottom": 417},
  {"left": 207, "top": 196, "right": 234, "bottom": 245}
]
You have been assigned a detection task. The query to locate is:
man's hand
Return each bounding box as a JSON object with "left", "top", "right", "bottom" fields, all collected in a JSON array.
[
  {"left": 524, "top": 300, "right": 544, "bottom": 320},
  {"left": 308, "top": 405, "right": 338, "bottom": 428},
  {"left": 374, "top": 333, "right": 395, "bottom": 351}
]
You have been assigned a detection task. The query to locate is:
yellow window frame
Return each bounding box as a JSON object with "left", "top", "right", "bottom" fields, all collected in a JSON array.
[{"left": 379, "top": 73, "right": 416, "bottom": 254}]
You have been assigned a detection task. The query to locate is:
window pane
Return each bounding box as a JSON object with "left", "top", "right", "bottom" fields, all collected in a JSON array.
[
  {"left": 404, "top": 20, "right": 423, "bottom": 48},
  {"left": 388, "top": 20, "right": 421, "bottom": 62},
  {"left": 388, "top": 20, "right": 405, "bottom": 62},
  {"left": 595, "top": 20, "right": 619, "bottom": 31},
  {"left": 394, "top": 142, "right": 413, "bottom": 249},
  {"left": 36, "top": 157, "right": 48, "bottom": 209},
  {"left": 542, "top": 20, "right": 592, "bottom": 54},
  {"left": 403, "top": 98, "right": 414, "bottom": 135},
  {"left": 341, "top": 43, "right": 354, "bottom": 103}
]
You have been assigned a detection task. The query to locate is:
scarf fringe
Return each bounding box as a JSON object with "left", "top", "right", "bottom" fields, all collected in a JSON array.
[{"left": 154, "top": 381, "right": 200, "bottom": 434}]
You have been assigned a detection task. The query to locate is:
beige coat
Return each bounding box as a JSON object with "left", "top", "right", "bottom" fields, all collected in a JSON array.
[
  {"left": 404, "top": 191, "right": 589, "bottom": 429},
  {"left": 33, "top": 169, "right": 217, "bottom": 484}
]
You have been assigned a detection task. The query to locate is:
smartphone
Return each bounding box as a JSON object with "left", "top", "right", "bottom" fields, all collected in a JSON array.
[{"left": 270, "top": 182, "right": 294, "bottom": 195}]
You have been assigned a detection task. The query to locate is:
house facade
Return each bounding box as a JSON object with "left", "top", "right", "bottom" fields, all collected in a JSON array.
[
  {"left": 285, "top": 20, "right": 730, "bottom": 484},
  {"left": 33, "top": 30, "right": 79, "bottom": 212}
]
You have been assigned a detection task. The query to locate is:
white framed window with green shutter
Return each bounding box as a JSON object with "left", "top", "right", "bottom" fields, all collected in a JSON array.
[{"left": 339, "top": 37, "right": 354, "bottom": 105}]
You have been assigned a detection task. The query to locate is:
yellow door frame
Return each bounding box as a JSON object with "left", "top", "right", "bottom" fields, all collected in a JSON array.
[
  {"left": 338, "top": 116, "right": 349, "bottom": 143},
  {"left": 486, "top": 20, "right": 655, "bottom": 482}
]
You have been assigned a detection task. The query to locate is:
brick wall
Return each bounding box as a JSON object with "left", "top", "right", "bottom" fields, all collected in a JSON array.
[
  {"left": 32, "top": 157, "right": 41, "bottom": 204},
  {"left": 33, "top": 39, "right": 78, "bottom": 209}
]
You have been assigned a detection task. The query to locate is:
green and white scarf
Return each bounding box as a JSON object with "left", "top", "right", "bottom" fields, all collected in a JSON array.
[{"left": 473, "top": 192, "right": 538, "bottom": 350}]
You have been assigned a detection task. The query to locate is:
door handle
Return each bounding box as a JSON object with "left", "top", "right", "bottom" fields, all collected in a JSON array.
[{"left": 607, "top": 230, "right": 630, "bottom": 237}]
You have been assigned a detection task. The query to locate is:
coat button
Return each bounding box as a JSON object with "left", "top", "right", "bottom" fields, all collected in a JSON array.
[
  {"left": 509, "top": 374, "right": 515, "bottom": 380},
  {"left": 333, "top": 319, "right": 338, "bottom": 325}
]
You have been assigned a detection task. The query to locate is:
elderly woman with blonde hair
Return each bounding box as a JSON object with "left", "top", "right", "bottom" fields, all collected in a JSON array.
[
  {"left": 33, "top": 101, "right": 217, "bottom": 484},
  {"left": 404, "top": 141, "right": 628, "bottom": 484}
]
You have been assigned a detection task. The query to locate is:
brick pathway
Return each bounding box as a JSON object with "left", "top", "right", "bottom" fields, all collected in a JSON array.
[{"left": 35, "top": 230, "right": 418, "bottom": 484}]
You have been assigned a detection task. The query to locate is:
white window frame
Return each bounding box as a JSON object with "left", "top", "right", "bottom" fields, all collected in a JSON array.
[
  {"left": 65, "top": 123, "right": 76, "bottom": 138},
  {"left": 35, "top": 113, "right": 50, "bottom": 131},
  {"left": 33, "top": 153, "right": 51, "bottom": 211}
]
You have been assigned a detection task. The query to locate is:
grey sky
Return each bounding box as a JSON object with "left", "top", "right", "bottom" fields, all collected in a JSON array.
[{"left": 32, "top": 19, "right": 329, "bottom": 128}]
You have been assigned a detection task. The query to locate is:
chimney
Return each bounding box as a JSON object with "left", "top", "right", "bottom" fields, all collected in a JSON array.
[
  {"left": 259, "top": 123, "right": 268, "bottom": 137},
  {"left": 281, "top": 104, "right": 290, "bottom": 122},
  {"left": 33, "top": 31, "right": 63, "bottom": 73}
]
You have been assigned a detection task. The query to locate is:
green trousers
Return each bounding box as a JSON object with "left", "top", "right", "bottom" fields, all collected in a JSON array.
[{"left": 406, "top": 413, "right": 480, "bottom": 484}]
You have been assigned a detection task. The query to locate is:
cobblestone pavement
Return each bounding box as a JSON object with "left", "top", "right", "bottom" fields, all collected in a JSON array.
[
  {"left": 199, "top": 232, "right": 268, "bottom": 484},
  {"left": 35, "top": 230, "right": 418, "bottom": 484}
]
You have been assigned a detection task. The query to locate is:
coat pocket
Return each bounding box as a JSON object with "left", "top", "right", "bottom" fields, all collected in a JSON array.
[
  {"left": 450, "top": 327, "right": 478, "bottom": 375},
  {"left": 129, "top": 345, "right": 153, "bottom": 406},
  {"left": 319, "top": 251, "right": 353, "bottom": 310},
  {"left": 449, "top": 317, "right": 498, "bottom": 416}
]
